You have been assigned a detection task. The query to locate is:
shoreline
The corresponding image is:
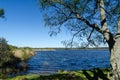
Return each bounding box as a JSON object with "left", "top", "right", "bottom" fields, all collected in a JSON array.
[
  {"left": 6, "top": 68, "right": 111, "bottom": 80},
  {"left": 33, "top": 47, "right": 109, "bottom": 51}
]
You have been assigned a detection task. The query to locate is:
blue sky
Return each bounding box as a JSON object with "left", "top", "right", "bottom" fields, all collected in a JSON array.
[{"left": 0, "top": 0, "right": 71, "bottom": 48}]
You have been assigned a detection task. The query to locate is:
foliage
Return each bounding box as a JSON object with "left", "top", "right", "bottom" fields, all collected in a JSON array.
[
  {"left": 39, "top": 0, "right": 120, "bottom": 47},
  {"left": 39, "top": 1, "right": 120, "bottom": 79},
  {"left": 0, "top": 9, "right": 4, "bottom": 18},
  {"left": 0, "top": 38, "right": 33, "bottom": 68},
  {"left": 11, "top": 46, "right": 34, "bottom": 62},
  {"left": 0, "top": 38, "right": 20, "bottom": 66},
  {"left": 0, "top": 38, "right": 11, "bottom": 65},
  {"left": 20, "top": 47, "right": 34, "bottom": 62},
  {"left": 8, "top": 45, "right": 18, "bottom": 51},
  {"left": 21, "top": 49, "right": 30, "bottom": 62},
  {"left": 0, "top": 73, "right": 7, "bottom": 79}
]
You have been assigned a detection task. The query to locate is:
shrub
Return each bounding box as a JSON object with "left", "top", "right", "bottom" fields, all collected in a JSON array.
[
  {"left": 0, "top": 38, "right": 20, "bottom": 73},
  {"left": 0, "top": 38, "right": 11, "bottom": 64}
]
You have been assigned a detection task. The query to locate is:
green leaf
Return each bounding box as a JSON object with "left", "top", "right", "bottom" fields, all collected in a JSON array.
[{"left": 0, "top": 9, "right": 4, "bottom": 18}]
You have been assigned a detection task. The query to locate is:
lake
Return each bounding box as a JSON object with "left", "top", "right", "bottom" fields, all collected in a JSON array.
[{"left": 25, "top": 50, "right": 110, "bottom": 74}]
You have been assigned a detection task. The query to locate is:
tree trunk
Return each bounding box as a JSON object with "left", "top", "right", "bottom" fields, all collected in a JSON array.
[
  {"left": 110, "top": 35, "right": 120, "bottom": 80},
  {"left": 110, "top": 16, "right": 120, "bottom": 80},
  {"left": 99, "top": 0, "right": 120, "bottom": 79}
]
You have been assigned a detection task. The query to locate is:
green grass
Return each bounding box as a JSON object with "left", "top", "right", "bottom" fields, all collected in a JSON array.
[
  {"left": 6, "top": 74, "right": 84, "bottom": 80},
  {"left": 5, "top": 68, "right": 111, "bottom": 80},
  {"left": 6, "top": 74, "right": 40, "bottom": 80}
]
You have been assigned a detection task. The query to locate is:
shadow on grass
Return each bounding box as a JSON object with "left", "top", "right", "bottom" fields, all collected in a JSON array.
[
  {"left": 38, "top": 74, "right": 84, "bottom": 80},
  {"left": 54, "top": 68, "right": 111, "bottom": 80},
  {"left": 5, "top": 68, "right": 111, "bottom": 80},
  {"left": 82, "top": 68, "right": 111, "bottom": 80}
]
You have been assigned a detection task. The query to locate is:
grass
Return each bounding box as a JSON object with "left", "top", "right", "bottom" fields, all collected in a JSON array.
[
  {"left": 13, "top": 47, "right": 34, "bottom": 61},
  {"left": 6, "top": 74, "right": 40, "bottom": 80},
  {"left": 6, "top": 74, "right": 84, "bottom": 80},
  {"left": 5, "top": 68, "right": 111, "bottom": 80}
]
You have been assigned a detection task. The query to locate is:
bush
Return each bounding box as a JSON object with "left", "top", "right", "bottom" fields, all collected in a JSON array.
[
  {"left": 0, "top": 38, "right": 11, "bottom": 64},
  {"left": 0, "top": 38, "right": 20, "bottom": 74}
]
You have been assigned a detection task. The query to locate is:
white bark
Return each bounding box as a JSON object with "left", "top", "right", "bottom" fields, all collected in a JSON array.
[
  {"left": 118, "top": 16, "right": 120, "bottom": 33},
  {"left": 99, "top": 0, "right": 120, "bottom": 79},
  {"left": 111, "top": 37, "right": 120, "bottom": 80},
  {"left": 99, "top": 0, "right": 110, "bottom": 41},
  {"left": 110, "top": 16, "right": 120, "bottom": 80}
]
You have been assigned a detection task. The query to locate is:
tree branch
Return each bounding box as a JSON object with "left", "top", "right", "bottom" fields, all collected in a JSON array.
[
  {"left": 83, "top": 0, "right": 89, "bottom": 12},
  {"left": 51, "top": 0, "right": 101, "bottom": 34},
  {"left": 72, "top": 12, "right": 101, "bottom": 33},
  {"left": 71, "top": 27, "right": 88, "bottom": 45},
  {"left": 117, "top": 16, "right": 120, "bottom": 33},
  {"left": 52, "top": 5, "right": 68, "bottom": 18},
  {"left": 87, "top": 28, "right": 94, "bottom": 41},
  {"left": 100, "top": 6, "right": 112, "bottom": 16}
]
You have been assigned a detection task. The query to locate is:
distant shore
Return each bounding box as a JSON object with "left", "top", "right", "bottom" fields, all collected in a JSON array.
[{"left": 33, "top": 47, "right": 109, "bottom": 51}]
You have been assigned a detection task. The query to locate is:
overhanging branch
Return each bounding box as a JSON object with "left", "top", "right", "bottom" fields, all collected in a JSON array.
[
  {"left": 50, "top": 0, "right": 101, "bottom": 33},
  {"left": 71, "top": 27, "right": 88, "bottom": 45},
  {"left": 52, "top": 5, "right": 68, "bottom": 18},
  {"left": 74, "top": 12, "right": 101, "bottom": 33},
  {"left": 87, "top": 28, "right": 94, "bottom": 41}
]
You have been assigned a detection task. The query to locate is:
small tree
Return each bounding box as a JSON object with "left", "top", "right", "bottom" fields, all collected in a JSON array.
[
  {"left": 0, "top": 38, "right": 11, "bottom": 65},
  {"left": 0, "top": 38, "right": 21, "bottom": 73}
]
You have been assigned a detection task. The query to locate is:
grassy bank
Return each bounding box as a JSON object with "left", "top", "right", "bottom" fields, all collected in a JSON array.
[
  {"left": 0, "top": 46, "right": 35, "bottom": 79},
  {"left": 12, "top": 47, "right": 35, "bottom": 62},
  {"left": 6, "top": 68, "right": 111, "bottom": 80}
]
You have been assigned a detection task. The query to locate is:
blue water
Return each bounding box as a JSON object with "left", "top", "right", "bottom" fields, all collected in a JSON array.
[{"left": 25, "top": 50, "right": 110, "bottom": 74}]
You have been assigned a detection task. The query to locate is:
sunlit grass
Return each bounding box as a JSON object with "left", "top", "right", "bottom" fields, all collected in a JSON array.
[
  {"left": 6, "top": 74, "right": 40, "bottom": 80},
  {"left": 5, "top": 68, "right": 111, "bottom": 80}
]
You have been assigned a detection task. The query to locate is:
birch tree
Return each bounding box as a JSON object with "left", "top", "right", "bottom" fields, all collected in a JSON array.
[{"left": 39, "top": 0, "right": 120, "bottom": 79}]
